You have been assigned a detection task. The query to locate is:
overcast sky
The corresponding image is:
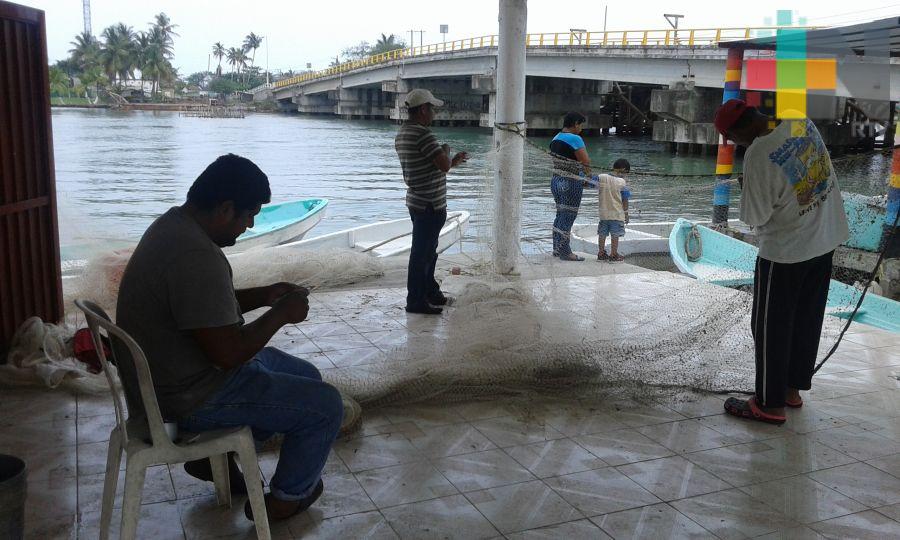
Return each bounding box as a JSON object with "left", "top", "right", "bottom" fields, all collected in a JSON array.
[{"left": 17, "top": 1, "right": 900, "bottom": 75}]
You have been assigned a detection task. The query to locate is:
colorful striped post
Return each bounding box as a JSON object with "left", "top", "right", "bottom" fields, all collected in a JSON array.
[
  {"left": 713, "top": 47, "right": 744, "bottom": 225},
  {"left": 880, "top": 106, "right": 900, "bottom": 301}
]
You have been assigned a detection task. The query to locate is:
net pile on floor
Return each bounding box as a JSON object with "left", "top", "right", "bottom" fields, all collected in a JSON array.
[
  {"left": 324, "top": 132, "right": 888, "bottom": 413},
  {"left": 325, "top": 276, "right": 849, "bottom": 410}
]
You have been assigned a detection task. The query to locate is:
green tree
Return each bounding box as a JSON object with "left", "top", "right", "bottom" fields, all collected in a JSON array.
[
  {"left": 100, "top": 23, "right": 136, "bottom": 88},
  {"left": 134, "top": 31, "right": 151, "bottom": 92},
  {"left": 243, "top": 33, "right": 263, "bottom": 73},
  {"left": 69, "top": 31, "right": 101, "bottom": 71},
  {"left": 226, "top": 47, "right": 247, "bottom": 82},
  {"left": 340, "top": 41, "right": 370, "bottom": 61},
  {"left": 54, "top": 59, "right": 79, "bottom": 79},
  {"left": 151, "top": 12, "right": 178, "bottom": 53},
  {"left": 208, "top": 75, "right": 241, "bottom": 98},
  {"left": 49, "top": 65, "right": 70, "bottom": 103},
  {"left": 371, "top": 33, "right": 404, "bottom": 55},
  {"left": 212, "top": 42, "right": 225, "bottom": 76},
  {"left": 185, "top": 71, "right": 209, "bottom": 89},
  {"left": 79, "top": 66, "right": 108, "bottom": 101}
]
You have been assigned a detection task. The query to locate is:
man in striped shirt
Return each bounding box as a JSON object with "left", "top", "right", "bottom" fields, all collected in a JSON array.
[{"left": 395, "top": 89, "right": 468, "bottom": 314}]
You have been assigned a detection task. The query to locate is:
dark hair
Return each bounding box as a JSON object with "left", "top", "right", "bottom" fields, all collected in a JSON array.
[
  {"left": 186, "top": 154, "right": 271, "bottom": 212},
  {"left": 612, "top": 158, "right": 631, "bottom": 172},
  {"left": 563, "top": 111, "right": 587, "bottom": 128},
  {"left": 730, "top": 106, "right": 757, "bottom": 132}
]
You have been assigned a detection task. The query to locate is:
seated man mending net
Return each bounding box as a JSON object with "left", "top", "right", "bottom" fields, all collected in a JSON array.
[{"left": 114, "top": 154, "right": 343, "bottom": 521}]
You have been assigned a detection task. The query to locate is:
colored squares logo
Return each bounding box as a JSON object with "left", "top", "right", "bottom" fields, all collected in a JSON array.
[{"left": 744, "top": 28, "right": 837, "bottom": 119}]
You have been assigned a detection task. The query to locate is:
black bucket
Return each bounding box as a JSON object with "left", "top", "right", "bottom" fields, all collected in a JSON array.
[{"left": 0, "top": 454, "right": 26, "bottom": 540}]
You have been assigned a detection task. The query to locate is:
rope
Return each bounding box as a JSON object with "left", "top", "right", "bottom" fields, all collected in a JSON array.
[
  {"left": 493, "top": 122, "right": 739, "bottom": 178},
  {"left": 685, "top": 225, "right": 703, "bottom": 262},
  {"left": 813, "top": 208, "right": 900, "bottom": 375}
]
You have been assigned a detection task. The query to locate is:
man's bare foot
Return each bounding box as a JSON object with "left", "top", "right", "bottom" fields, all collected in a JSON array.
[
  {"left": 760, "top": 404, "right": 785, "bottom": 416},
  {"left": 785, "top": 388, "right": 803, "bottom": 408}
]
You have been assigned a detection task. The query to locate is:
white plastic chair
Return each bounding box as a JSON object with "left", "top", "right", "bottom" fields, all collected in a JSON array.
[{"left": 75, "top": 300, "right": 270, "bottom": 540}]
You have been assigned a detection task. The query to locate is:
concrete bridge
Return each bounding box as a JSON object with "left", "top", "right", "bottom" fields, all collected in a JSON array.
[{"left": 272, "top": 27, "right": 900, "bottom": 151}]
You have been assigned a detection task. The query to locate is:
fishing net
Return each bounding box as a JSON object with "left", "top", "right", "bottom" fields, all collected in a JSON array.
[
  {"left": 321, "top": 122, "right": 896, "bottom": 415},
  {"left": 62, "top": 246, "right": 387, "bottom": 314},
  {"left": 57, "top": 120, "right": 896, "bottom": 421}
]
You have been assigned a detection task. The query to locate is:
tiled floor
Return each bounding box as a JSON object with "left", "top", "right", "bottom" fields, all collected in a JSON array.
[{"left": 3, "top": 268, "right": 900, "bottom": 539}]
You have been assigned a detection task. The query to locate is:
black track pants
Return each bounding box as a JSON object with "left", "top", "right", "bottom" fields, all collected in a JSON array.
[{"left": 751, "top": 251, "right": 833, "bottom": 408}]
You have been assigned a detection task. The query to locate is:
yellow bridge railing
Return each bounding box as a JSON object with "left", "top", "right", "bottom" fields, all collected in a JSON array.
[{"left": 274, "top": 27, "right": 811, "bottom": 89}]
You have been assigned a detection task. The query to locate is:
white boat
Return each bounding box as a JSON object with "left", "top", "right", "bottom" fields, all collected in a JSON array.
[
  {"left": 60, "top": 199, "right": 329, "bottom": 273},
  {"left": 271, "top": 210, "right": 470, "bottom": 257},
  {"left": 570, "top": 220, "right": 742, "bottom": 256}
]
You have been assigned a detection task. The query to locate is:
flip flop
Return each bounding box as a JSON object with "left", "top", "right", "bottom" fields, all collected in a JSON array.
[
  {"left": 724, "top": 396, "right": 786, "bottom": 425},
  {"left": 785, "top": 397, "right": 803, "bottom": 408}
]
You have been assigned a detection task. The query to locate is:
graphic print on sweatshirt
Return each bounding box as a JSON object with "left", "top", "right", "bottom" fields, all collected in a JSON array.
[{"left": 767, "top": 119, "right": 833, "bottom": 207}]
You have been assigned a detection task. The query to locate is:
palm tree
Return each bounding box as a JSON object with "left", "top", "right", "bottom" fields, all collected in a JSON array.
[
  {"left": 234, "top": 48, "right": 250, "bottom": 85},
  {"left": 371, "top": 33, "right": 404, "bottom": 55},
  {"left": 49, "top": 66, "right": 70, "bottom": 103},
  {"left": 79, "top": 66, "right": 108, "bottom": 102},
  {"left": 134, "top": 31, "right": 151, "bottom": 93},
  {"left": 226, "top": 47, "right": 244, "bottom": 80},
  {"left": 243, "top": 33, "right": 263, "bottom": 72},
  {"left": 100, "top": 23, "right": 136, "bottom": 88},
  {"left": 212, "top": 42, "right": 225, "bottom": 76},
  {"left": 151, "top": 12, "right": 178, "bottom": 53},
  {"left": 69, "top": 31, "right": 101, "bottom": 71}
]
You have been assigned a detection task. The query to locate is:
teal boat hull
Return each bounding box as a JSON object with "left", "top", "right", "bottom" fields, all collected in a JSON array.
[
  {"left": 231, "top": 198, "right": 328, "bottom": 252},
  {"left": 670, "top": 218, "right": 900, "bottom": 334}
]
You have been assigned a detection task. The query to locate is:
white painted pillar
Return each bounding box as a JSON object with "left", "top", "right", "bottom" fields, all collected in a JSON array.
[{"left": 493, "top": 0, "right": 527, "bottom": 274}]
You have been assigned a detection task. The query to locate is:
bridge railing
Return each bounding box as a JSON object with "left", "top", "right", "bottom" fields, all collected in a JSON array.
[{"left": 273, "top": 27, "right": 811, "bottom": 89}]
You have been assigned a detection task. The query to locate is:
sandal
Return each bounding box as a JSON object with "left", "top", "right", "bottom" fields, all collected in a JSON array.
[
  {"left": 597, "top": 251, "right": 608, "bottom": 261},
  {"left": 608, "top": 254, "right": 624, "bottom": 263},
  {"left": 560, "top": 253, "right": 585, "bottom": 261},
  {"left": 724, "top": 396, "right": 786, "bottom": 425},
  {"left": 785, "top": 397, "right": 803, "bottom": 408}
]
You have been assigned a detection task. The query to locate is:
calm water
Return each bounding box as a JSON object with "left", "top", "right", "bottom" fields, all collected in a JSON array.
[{"left": 52, "top": 108, "right": 891, "bottom": 256}]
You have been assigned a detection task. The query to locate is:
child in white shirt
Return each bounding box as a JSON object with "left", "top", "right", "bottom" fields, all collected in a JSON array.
[{"left": 596, "top": 159, "right": 631, "bottom": 262}]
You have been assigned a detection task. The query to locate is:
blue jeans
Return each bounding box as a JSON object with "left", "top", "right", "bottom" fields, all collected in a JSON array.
[
  {"left": 407, "top": 205, "right": 446, "bottom": 307},
  {"left": 598, "top": 220, "right": 626, "bottom": 238},
  {"left": 551, "top": 176, "right": 583, "bottom": 256},
  {"left": 179, "top": 347, "right": 343, "bottom": 501}
]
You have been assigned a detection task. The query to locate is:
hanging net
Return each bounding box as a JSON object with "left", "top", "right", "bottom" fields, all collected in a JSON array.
[
  {"left": 324, "top": 124, "right": 896, "bottom": 416},
  {"left": 56, "top": 122, "right": 896, "bottom": 428}
]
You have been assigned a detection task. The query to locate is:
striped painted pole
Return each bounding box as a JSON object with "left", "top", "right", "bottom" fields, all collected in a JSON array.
[
  {"left": 713, "top": 47, "right": 744, "bottom": 225},
  {"left": 885, "top": 105, "right": 900, "bottom": 258}
]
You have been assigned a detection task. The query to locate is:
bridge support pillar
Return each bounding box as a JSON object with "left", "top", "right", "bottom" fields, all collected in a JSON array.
[
  {"left": 335, "top": 87, "right": 390, "bottom": 119},
  {"left": 651, "top": 81, "right": 720, "bottom": 148},
  {"left": 713, "top": 47, "right": 744, "bottom": 226},
  {"left": 493, "top": 0, "right": 527, "bottom": 274},
  {"left": 390, "top": 78, "right": 482, "bottom": 124},
  {"left": 295, "top": 92, "right": 336, "bottom": 114}
]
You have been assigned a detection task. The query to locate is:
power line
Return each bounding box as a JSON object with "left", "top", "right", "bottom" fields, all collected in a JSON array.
[{"left": 804, "top": 4, "right": 900, "bottom": 23}]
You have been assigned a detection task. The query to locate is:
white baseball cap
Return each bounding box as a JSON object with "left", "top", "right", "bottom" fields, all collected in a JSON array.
[{"left": 404, "top": 89, "right": 444, "bottom": 108}]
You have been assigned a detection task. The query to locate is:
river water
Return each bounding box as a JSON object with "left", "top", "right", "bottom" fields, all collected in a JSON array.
[{"left": 52, "top": 108, "right": 891, "bottom": 257}]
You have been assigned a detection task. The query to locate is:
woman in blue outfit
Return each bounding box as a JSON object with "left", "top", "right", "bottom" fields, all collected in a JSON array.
[{"left": 550, "top": 112, "right": 593, "bottom": 261}]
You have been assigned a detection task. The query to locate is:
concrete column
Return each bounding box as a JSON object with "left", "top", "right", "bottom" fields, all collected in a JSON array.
[
  {"left": 883, "top": 103, "right": 900, "bottom": 300},
  {"left": 713, "top": 48, "right": 744, "bottom": 225},
  {"left": 493, "top": 0, "right": 527, "bottom": 274}
]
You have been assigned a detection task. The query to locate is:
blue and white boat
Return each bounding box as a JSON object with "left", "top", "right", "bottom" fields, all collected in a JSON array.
[
  {"left": 669, "top": 217, "right": 900, "bottom": 334},
  {"left": 227, "top": 198, "right": 328, "bottom": 253}
]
